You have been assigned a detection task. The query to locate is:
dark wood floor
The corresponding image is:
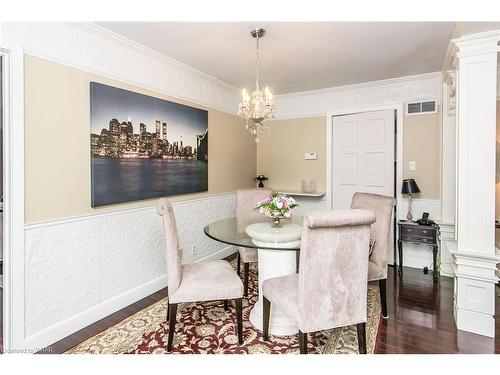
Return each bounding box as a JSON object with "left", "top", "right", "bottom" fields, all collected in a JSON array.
[
  {"left": 26, "top": 264, "right": 500, "bottom": 354},
  {"left": 378, "top": 266, "right": 500, "bottom": 354}
]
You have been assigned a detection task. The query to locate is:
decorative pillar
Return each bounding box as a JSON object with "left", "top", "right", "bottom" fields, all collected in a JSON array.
[{"left": 451, "top": 30, "right": 500, "bottom": 338}]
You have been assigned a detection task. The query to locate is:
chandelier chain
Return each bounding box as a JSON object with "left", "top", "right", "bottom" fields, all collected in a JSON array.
[{"left": 255, "top": 35, "right": 260, "bottom": 91}]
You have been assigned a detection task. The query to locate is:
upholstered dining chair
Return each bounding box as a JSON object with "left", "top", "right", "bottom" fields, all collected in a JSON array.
[
  {"left": 236, "top": 187, "right": 273, "bottom": 296},
  {"left": 351, "top": 192, "right": 396, "bottom": 319},
  {"left": 156, "top": 198, "right": 244, "bottom": 352},
  {"left": 262, "top": 209, "right": 376, "bottom": 354}
]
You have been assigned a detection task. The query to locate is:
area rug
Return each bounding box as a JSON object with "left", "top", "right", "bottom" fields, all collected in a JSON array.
[{"left": 66, "top": 262, "right": 381, "bottom": 354}]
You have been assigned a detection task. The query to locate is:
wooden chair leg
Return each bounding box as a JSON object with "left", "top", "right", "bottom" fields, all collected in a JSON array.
[
  {"left": 356, "top": 322, "right": 367, "bottom": 354},
  {"left": 263, "top": 296, "right": 271, "bottom": 341},
  {"left": 224, "top": 300, "right": 229, "bottom": 311},
  {"left": 379, "top": 279, "right": 388, "bottom": 319},
  {"left": 237, "top": 252, "right": 241, "bottom": 276},
  {"left": 244, "top": 262, "right": 250, "bottom": 296},
  {"left": 235, "top": 298, "right": 243, "bottom": 345},
  {"left": 167, "top": 303, "right": 178, "bottom": 352},
  {"left": 298, "top": 331, "right": 308, "bottom": 354}
]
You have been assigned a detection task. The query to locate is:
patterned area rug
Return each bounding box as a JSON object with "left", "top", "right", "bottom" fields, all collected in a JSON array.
[{"left": 66, "top": 262, "right": 381, "bottom": 354}]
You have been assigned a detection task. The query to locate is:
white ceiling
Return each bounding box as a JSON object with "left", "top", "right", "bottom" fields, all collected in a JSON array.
[{"left": 96, "top": 22, "right": 460, "bottom": 94}]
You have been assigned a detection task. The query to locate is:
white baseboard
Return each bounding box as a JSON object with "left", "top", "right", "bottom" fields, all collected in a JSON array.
[
  {"left": 455, "top": 303, "right": 496, "bottom": 338},
  {"left": 24, "top": 244, "right": 237, "bottom": 351},
  {"left": 24, "top": 274, "right": 168, "bottom": 351}
]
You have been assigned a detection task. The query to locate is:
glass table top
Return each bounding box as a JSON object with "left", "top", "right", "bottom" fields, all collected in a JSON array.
[{"left": 203, "top": 216, "right": 304, "bottom": 251}]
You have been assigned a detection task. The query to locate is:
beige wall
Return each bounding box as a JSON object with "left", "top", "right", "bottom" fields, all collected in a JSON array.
[
  {"left": 256, "top": 112, "right": 442, "bottom": 199},
  {"left": 25, "top": 55, "right": 257, "bottom": 223},
  {"left": 257, "top": 117, "right": 326, "bottom": 192},
  {"left": 402, "top": 112, "right": 441, "bottom": 199}
]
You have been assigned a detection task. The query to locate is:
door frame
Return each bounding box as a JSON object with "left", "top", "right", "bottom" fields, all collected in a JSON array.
[
  {"left": 325, "top": 104, "right": 404, "bottom": 263},
  {"left": 1, "top": 39, "right": 26, "bottom": 351}
]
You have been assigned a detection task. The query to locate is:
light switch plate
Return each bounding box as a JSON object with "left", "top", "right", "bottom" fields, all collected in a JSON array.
[
  {"left": 305, "top": 152, "right": 317, "bottom": 160},
  {"left": 409, "top": 161, "right": 416, "bottom": 171}
]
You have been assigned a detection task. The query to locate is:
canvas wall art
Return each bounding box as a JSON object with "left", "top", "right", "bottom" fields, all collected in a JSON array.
[{"left": 90, "top": 82, "right": 208, "bottom": 207}]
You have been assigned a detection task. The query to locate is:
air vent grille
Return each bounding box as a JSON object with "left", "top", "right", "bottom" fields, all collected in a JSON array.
[{"left": 406, "top": 100, "right": 437, "bottom": 115}]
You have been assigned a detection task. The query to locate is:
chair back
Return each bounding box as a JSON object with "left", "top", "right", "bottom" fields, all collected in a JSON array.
[
  {"left": 297, "top": 209, "right": 376, "bottom": 332},
  {"left": 156, "top": 198, "right": 182, "bottom": 295},
  {"left": 236, "top": 188, "right": 273, "bottom": 232},
  {"left": 351, "top": 192, "right": 396, "bottom": 280}
]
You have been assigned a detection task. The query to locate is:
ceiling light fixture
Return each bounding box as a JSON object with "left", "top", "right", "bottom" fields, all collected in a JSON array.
[{"left": 238, "top": 27, "right": 274, "bottom": 143}]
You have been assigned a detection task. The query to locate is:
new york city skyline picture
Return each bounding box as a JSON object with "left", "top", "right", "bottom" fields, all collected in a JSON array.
[{"left": 90, "top": 82, "right": 208, "bottom": 207}]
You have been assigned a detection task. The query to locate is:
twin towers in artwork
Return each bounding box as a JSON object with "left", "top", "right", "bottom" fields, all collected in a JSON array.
[{"left": 90, "top": 82, "right": 209, "bottom": 207}]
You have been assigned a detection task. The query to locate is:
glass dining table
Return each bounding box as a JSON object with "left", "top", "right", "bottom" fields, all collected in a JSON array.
[{"left": 204, "top": 215, "right": 304, "bottom": 336}]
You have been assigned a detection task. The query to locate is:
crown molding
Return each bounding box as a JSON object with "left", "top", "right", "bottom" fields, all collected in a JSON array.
[
  {"left": 71, "top": 22, "right": 240, "bottom": 93},
  {"left": 1, "top": 22, "right": 240, "bottom": 115},
  {"left": 275, "top": 71, "right": 442, "bottom": 99},
  {"left": 452, "top": 29, "right": 500, "bottom": 58}
]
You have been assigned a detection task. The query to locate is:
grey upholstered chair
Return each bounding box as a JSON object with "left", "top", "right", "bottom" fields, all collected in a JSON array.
[
  {"left": 236, "top": 188, "right": 273, "bottom": 296},
  {"left": 157, "top": 198, "right": 244, "bottom": 352},
  {"left": 262, "top": 209, "right": 376, "bottom": 354},
  {"left": 351, "top": 192, "right": 396, "bottom": 319}
]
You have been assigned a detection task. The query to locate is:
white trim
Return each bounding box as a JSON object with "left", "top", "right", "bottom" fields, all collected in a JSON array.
[
  {"left": 22, "top": 244, "right": 236, "bottom": 351},
  {"left": 326, "top": 105, "right": 401, "bottom": 266},
  {"left": 70, "top": 23, "right": 239, "bottom": 94},
  {"left": 25, "top": 191, "right": 236, "bottom": 230},
  {"left": 274, "top": 72, "right": 442, "bottom": 121},
  {"left": 326, "top": 103, "right": 404, "bottom": 216},
  {"left": 2, "top": 23, "right": 239, "bottom": 115},
  {"left": 0, "top": 37, "right": 25, "bottom": 351},
  {"left": 277, "top": 72, "right": 442, "bottom": 99},
  {"left": 25, "top": 274, "right": 168, "bottom": 351}
]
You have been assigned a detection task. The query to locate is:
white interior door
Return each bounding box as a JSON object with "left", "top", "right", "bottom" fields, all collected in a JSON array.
[{"left": 332, "top": 109, "right": 395, "bottom": 262}]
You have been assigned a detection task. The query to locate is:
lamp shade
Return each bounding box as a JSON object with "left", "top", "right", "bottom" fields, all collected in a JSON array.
[{"left": 401, "top": 179, "right": 420, "bottom": 194}]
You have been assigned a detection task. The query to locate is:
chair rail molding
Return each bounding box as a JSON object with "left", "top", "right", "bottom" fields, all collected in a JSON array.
[
  {"left": 451, "top": 29, "right": 500, "bottom": 338},
  {"left": 23, "top": 192, "right": 238, "bottom": 350}
]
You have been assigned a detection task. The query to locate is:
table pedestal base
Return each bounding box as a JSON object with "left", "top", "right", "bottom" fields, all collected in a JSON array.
[{"left": 249, "top": 248, "right": 298, "bottom": 336}]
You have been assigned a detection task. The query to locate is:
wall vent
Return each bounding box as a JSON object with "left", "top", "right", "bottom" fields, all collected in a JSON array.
[{"left": 406, "top": 100, "right": 438, "bottom": 115}]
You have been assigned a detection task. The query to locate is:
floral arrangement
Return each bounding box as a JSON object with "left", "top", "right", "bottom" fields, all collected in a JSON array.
[{"left": 255, "top": 193, "right": 298, "bottom": 227}]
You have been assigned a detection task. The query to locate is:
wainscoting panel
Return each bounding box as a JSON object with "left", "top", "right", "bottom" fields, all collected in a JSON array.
[{"left": 23, "top": 192, "right": 236, "bottom": 348}]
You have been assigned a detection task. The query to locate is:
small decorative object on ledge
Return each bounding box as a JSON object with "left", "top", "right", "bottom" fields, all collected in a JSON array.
[
  {"left": 255, "top": 192, "right": 298, "bottom": 228},
  {"left": 301, "top": 179, "right": 316, "bottom": 193},
  {"left": 401, "top": 178, "right": 420, "bottom": 222},
  {"left": 255, "top": 175, "right": 269, "bottom": 188}
]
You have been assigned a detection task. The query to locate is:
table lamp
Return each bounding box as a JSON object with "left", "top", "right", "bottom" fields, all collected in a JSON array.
[{"left": 401, "top": 179, "right": 420, "bottom": 222}]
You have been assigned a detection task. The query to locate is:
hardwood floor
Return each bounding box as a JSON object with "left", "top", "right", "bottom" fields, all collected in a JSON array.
[
  {"left": 37, "top": 264, "right": 500, "bottom": 354},
  {"left": 378, "top": 266, "right": 500, "bottom": 354}
]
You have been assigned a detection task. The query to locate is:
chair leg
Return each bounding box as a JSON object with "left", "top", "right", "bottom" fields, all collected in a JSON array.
[
  {"left": 224, "top": 300, "right": 229, "bottom": 311},
  {"left": 244, "top": 262, "right": 250, "bottom": 296},
  {"left": 167, "top": 303, "right": 178, "bottom": 352},
  {"left": 166, "top": 302, "right": 170, "bottom": 322},
  {"left": 237, "top": 252, "right": 241, "bottom": 276},
  {"left": 379, "top": 279, "right": 388, "bottom": 319},
  {"left": 356, "top": 322, "right": 367, "bottom": 354},
  {"left": 298, "top": 331, "right": 308, "bottom": 354},
  {"left": 235, "top": 298, "right": 243, "bottom": 345},
  {"left": 263, "top": 296, "right": 271, "bottom": 341}
]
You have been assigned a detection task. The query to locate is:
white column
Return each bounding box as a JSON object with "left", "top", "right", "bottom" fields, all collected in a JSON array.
[
  {"left": 439, "top": 71, "right": 457, "bottom": 277},
  {"left": 451, "top": 30, "right": 500, "bottom": 338}
]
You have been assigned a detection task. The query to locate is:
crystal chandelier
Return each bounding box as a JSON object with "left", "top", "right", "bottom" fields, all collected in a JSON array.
[{"left": 238, "top": 28, "right": 274, "bottom": 143}]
